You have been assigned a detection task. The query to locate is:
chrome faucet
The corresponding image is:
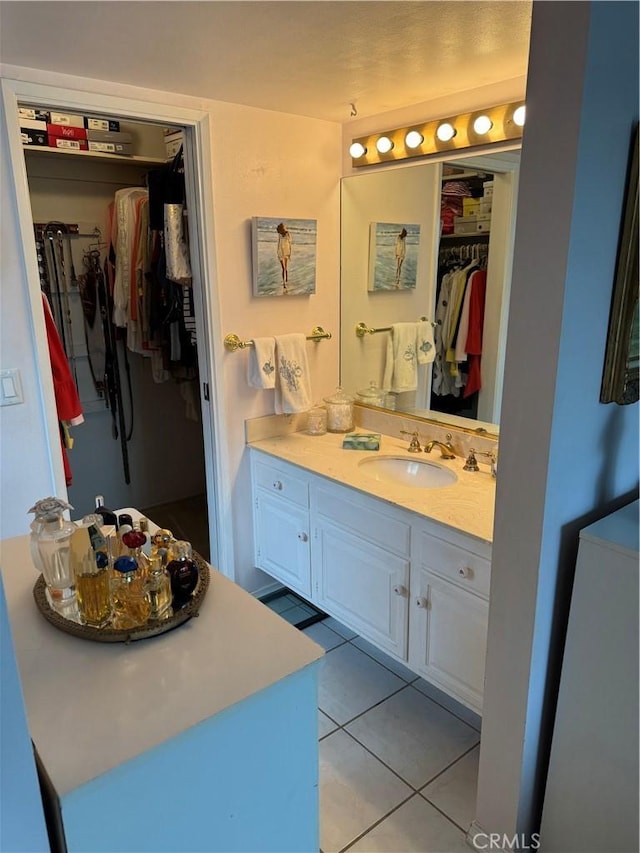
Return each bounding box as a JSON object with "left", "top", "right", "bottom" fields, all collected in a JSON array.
[{"left": 424, "top": 433, "right": 456, "bottom": 459}]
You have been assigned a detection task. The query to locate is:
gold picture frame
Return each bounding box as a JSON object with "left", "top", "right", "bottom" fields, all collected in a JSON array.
[{"left": 600, "top": 124, "right": 639, "bottom": 405}]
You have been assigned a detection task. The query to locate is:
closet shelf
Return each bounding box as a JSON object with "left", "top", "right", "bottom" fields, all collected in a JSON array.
[
  {"left": 440, "top": 232, "right": 491, "bottom": 240},
  {"left": 23, "top": 146, "right": 167, "bottom": 168}
]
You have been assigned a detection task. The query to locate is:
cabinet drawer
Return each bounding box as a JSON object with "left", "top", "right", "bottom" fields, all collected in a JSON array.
[
  {"left": 314, "top": 484, "right": 411, "bottom": 557},
  {"left": 253, "top": 457, "right": 309, "bottom": 508},
  {"left": 418, "top": 531, "right": 491, "bottom": 598}
]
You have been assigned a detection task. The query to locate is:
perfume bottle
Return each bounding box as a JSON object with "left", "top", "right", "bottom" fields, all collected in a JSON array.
[
  {"left": 166, "top": 541, "right": 199, "bottom": 609},
  {"left": 94, "top": 495, "right": 119, "bottom": 530},
  {"left": 138, "top": 517, "right": 153, "bottom": 559},
  {"left": 111, "top": 555, "right": 151, "bottom": 629},
  {"left": 121, "top": 529, "right": 151, "bottom": 579},
  {"left": 72, "top": 523, "right": 111, "bottom": 628},
  {"left": 151, "top": 528, "right": 175, "bottom": 567},
  {"left": 145, "top": 554, "right": 172, "bottom": 620},
  {"left": 29, "top": 497, "right": 78, "bottom": 617}
]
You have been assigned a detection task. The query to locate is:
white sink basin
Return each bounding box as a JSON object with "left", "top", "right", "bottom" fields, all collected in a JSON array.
[{"left": 358, "top": 455, "right": 458, "bottom": 489}]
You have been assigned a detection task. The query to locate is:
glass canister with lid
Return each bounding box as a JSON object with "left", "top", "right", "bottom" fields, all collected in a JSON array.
[
  {"left": 323, "top": 386, "right": 355, "bottom": 433},
  {"left": 356, "top": 380, "right": 386, "bottom": 408}
]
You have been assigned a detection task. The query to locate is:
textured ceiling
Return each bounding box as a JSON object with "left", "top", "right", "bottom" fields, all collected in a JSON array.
[{"left": 0, "top": 1, "right": 532, "bottom": 122}]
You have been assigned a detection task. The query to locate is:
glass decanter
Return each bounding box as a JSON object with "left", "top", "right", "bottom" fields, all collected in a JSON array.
[{"left": 29, "top": 497, "right": 78, "bottom": 618}]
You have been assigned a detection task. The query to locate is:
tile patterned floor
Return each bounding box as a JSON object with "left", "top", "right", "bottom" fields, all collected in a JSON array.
[{"left": 301, "top": 617, "right": 482, "bottom": 853}]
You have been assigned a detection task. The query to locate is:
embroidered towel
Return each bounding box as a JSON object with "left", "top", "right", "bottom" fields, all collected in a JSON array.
[
  {"left": 382, "top": 322, "right": 420, "bottom": 392},
  {"left": 416, "top": 319, "right": 436, "bottom": 364},
  {"left": 248, "top": 336, "right": 277, "bottom": 389},
  {"left": 274, "top": 333, "right": 312, "bottom": 413}
]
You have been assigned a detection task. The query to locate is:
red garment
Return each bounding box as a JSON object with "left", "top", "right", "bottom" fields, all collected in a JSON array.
[
  {"left": 42, "top": 294, "right": 83, "bottom": 485},
  {"left": 463, "top": 270, "right": 487, "bottom": 399}
]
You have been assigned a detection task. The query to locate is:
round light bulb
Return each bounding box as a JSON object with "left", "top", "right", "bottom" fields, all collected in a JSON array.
[
  {"left": 405, "top": 130, "right": 424, "bottom": 149},
  {"left": 513, "top": 105, "right": 526, "bottom": 127},
  {"left": 376, "top": 135, "right": 394, "bottom": 154},
  {"left": 436, "top": 122, "right": 456, "bottom": 142},
  {"left": 349, "top": 141, "right": 367, "bottom": 159},
  {"left": 473, "top": 115, "right": 493, "bottom": 135}
]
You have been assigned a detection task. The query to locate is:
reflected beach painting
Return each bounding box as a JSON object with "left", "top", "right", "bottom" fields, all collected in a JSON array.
[
  {"left": 252, "top": 216, "right": 317, "bottom": 296},
  {"left": 368, "top": 221, "right": 420, "bottom": 291}
]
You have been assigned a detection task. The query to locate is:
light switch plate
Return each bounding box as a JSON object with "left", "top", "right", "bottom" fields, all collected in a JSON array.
[{"left": 0, "top": 368, "right": 24, "bottom": 406}]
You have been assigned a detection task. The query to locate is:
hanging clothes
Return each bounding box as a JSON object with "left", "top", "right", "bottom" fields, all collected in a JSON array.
[
  {"left": 463, "top": 269, "right": 487, "bottom": 398},
  {"left": 41, "top": 292, "right": 83, "bottom": 486}
]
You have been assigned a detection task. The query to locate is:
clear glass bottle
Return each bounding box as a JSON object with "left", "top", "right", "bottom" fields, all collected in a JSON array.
[
  {"left": 138, "top": 517, "right": 153, "bottom": 559},
  {"left": 145, "top": 554, "right": 172, "bottom": 620},
  {"left": 29, "top": 497, "right": 78, "bottom": 617},
  {"left": 166, "top": 541, "right": 199, "bottom": 609},
  {"left": 111, "top": 555, "right": 151, "bottom": 629}
]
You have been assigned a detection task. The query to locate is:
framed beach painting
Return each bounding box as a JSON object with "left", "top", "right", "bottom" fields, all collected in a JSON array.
[
  {"left": 252, "top": 216, "right": 317, "bottom": 296},
  {"left": 368, "top": 221, "right": 421, "bottom": 291}
]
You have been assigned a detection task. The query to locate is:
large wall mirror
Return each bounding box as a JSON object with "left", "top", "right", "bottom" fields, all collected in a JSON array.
[{"left": 340, "top": 149, "right": 521, "bottom": 436}]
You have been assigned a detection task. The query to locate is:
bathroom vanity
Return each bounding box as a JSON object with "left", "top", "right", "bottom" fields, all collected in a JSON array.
[{"left": 249, "top": 430, "right": 495, "bottom": 713}]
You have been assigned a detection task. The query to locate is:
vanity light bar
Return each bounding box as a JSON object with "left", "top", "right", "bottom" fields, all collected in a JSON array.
[{"left": 349, "top": 101, "right": 525, "bottom": 168}]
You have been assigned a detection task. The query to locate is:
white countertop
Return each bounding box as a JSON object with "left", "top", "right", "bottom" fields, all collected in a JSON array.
[
  {"left": 249, "top": 431, "right": 496, "bottom": 544},
  {"left": 0, "top": 510, "right": 323, "bottom": 798}
]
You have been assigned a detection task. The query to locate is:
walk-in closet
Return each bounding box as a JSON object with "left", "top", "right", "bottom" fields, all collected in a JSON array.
[{"left": 21, "top": 109, "right": 210, "bottom": 558}]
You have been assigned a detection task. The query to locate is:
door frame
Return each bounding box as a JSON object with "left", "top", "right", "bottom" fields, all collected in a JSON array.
[{"left": 0, "top": 75, "right": 235, "bottom": 578}]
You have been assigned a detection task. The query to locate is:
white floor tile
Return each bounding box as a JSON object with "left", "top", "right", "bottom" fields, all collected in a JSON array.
[
  {"left": 319, "top": 710, "right": 339, "bottom": 739},
  {"left": 412, "top": 677, "right": 482, "bottom": 732},
  {"left": 421, "top": 746, "right": 480, "bottom": 832},
  {"left": 323, "top": 616, "right": 358, "bottom": 640},
  {"left": 318, "top": 644, "right": 405, "bottom": 725},
  {"left": 351, "top": 635, "right": 419, "bottom": 682},
  {"left": 349, "top": 794, "right": 470, "bottom": 853},
  {"left": 345, "top": 686, "right": 480, "bottom": 788},
  {"left": 303, "top": 621, "right": 345, "bottom": 651},
  {"left": 320, "top": 730, "right": 412, "bottom": 853}
]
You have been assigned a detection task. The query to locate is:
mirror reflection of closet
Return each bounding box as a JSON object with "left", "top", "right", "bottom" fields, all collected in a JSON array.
[
  {"left": 22, "top": 111, "right": 211, "bottom": 558},
  {"left": 340, "top": 149, "right": 520, "bottom": 435}
]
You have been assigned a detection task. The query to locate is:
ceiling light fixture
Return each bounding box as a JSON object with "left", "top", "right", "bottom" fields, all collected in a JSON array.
[
  {"left": 513, "top": 105, "right": 526, "bottom": 127},
  {"left": 473, "top": 115, "right": 493, "bottom": 135},
  {"left": 375, "top": 135, "right": 394, "bottom": 154},
  {"left": 349, "top": 100, "right": 526, "bottom": 168},
  {"left": 349, "top": 142, "right": 367, "bottom": 158},
  {"left": 405, "top": 130, "right": 424, "bottom": 149},
  {"left": 436, "top": 122, "right": 456, "bottom": 142}
]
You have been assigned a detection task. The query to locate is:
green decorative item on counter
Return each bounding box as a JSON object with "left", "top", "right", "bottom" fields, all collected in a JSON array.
[{"left": 342, "top": 433, "right": 381, "bottom": 451}]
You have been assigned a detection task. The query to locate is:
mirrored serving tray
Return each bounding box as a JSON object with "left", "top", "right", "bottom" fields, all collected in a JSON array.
[{"left": 32, "top": 551, "right": 210, "bottom": 643}]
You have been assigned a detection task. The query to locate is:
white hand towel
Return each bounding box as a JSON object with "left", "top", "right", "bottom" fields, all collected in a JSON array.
[
  {"left": 248, "top": 336, "right": 276, "bottom": 389},
  {"left": 416, "top": 319, "right": 436, "bottom": 365},
  {"left": 382, "top": 322, "right": 419, "bottom": 393},
  {"left": 274, "top": 333, "right": 312, "bottom": 413}
]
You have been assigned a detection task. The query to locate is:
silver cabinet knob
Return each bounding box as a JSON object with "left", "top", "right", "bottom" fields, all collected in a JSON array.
[
  {"left": 415, "top": 597, "right": 428, "bottom": 609},
  {"left": 458, "top": 566, "right": 472, "bottom": 579},
  {"left": 298, "top": 532, "right": 308, "bottom": 542},
  {"left": 393, "top": 584, "right": 408, "bottom": 597},
  {"left": 273, "top": 480, "right": 283, "bottom": 490}
]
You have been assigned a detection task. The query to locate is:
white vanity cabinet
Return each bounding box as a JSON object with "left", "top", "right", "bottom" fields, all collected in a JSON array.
[
  {"left": 409, "top": 524, "right": 491, "bottom": 712},
  {"left": 311, "top": 481, "right": 411, "bottom": 659},
  {"left": 251, "top": 454, "right": 311, "bottom": 597},
  {"left": 249, "top": 447, "right": 492, "bottom": 713}
]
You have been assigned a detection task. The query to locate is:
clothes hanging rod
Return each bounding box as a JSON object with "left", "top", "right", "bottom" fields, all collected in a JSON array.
[
  {"left": 355, "top": 318, "right": 437, "bottom": 337},
  {"left": 224, "top": 326, "right": 332, "bottom": 352},
  {"left": 34, "top": 223, "right": 102, "bottom": 240}
]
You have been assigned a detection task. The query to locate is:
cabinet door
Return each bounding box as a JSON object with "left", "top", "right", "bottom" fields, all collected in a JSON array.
[
  {"left": 409, "top": 565, "right": 488, "bottom": 712},
  {"left": 313, "top": 519, "right": 409, "bottom": 659},
  {"left": 254, "top": 491, "right": 311, "bottom": 597}
]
